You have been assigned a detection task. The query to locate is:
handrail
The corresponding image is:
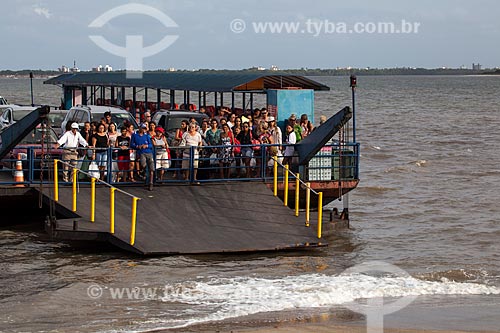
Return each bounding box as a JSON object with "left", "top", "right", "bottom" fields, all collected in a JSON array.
[
  {"left": 272, "top": 156, "right": 324, "bottom": 239},
  {"left": 53, "top": 159, "right": 141, "bottom": 245}
]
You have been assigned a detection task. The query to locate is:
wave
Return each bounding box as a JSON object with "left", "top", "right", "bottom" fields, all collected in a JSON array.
[
  {"left": 415, "top": 269, "right": 492, "bottom": 283},
  {"left": 129, "top": 272, "right": 500, "bottom": 332},
  {"left": 358, "top": 186, "right": 395, "bottom": 195}
]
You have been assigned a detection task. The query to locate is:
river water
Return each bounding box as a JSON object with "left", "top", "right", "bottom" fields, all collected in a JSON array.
[{"left": 1, "top": 75, "right": 500, "bottom": 332}]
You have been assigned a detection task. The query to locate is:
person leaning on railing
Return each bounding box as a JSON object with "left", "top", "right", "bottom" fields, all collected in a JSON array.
[
  {"left": 56, "top": 122, "right": 89, "bottom": 182},
  {"left": 91, "top": 123, "right": 110, "bottom": 181},
  {"left": 181, "top": 123, "right": 203, "bottom": 183}
]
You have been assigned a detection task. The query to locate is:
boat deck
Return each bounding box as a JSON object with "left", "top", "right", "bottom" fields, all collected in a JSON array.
[{"left": 44, "top": 182, "right": 325, "bottom": 255}]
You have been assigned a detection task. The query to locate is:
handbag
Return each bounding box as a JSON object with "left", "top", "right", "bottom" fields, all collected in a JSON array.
[
  {"left": 88, "top": 161, "right": 100, "bottom": 179},
  {"left": 250, "top": 132, "right": 260, "bottom": 151},
  {"left": 170, "top": 138, "right": 181, "bottom": 147}
]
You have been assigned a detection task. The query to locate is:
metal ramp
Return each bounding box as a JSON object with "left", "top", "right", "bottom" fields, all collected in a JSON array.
[
  {"left": 42, "top": 183, "right": 325, "bottom": 255},
  {"left": 0, "top": 106, "right": 50, "bottom": 160},
  {"left": 295, "top": 106, "right": 352, "bottom": 165}
]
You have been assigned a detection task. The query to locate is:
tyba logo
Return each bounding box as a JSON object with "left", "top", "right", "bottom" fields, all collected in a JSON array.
[{"left": 89, "top": 3, "right": 179, "bottom": 78}]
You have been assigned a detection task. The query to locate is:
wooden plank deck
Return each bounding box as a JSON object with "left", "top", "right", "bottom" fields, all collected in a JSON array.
[{"left": 44, "top": 182, "right": 325, "bottom": 255}]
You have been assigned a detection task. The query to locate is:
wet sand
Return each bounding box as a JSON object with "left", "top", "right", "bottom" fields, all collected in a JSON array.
[{"left": 162, "top": 295, "right": 500, "bottom": 333}]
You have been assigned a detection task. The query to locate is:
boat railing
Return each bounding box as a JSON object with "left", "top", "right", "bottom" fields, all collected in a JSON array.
[
  {"left": 271, "top": 155, "right": 324, "bottom": 239},
  {"left": 0, "top": 142, "right": 359, "bottom": 186},
  {"left": 52, "top": 159, "right": 142, "bottom": 246}
]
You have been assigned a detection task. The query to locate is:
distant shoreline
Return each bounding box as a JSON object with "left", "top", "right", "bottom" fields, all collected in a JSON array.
[{"left": 0, "top": 68, "right": 498, "bottom": 79}]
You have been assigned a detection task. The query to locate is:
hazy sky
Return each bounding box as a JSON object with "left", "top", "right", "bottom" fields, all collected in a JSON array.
[{"left": 2, "top": 0, "right": 499, "bottom": 70}]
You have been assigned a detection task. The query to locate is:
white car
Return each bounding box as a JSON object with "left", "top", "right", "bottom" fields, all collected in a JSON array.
[
  {"left": 0, "top": 105, "right": 38, "bottom": 130},
  {"left": 61, "top": 105, "right": 139, "bottom": 132}
]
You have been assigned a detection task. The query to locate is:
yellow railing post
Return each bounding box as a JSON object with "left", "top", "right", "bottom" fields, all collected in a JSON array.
[
  {"left": 284, "top": 164, "right": 289, "bottom": 206},
  {"left": 305, "top": 182, "right": 311, "bottom": 227},
  {"left": 130, "top": 197, "right": 139, "bottom": 245},
  {"left": 273, "top": 156, "right": 278, "bottom": 197},
  {"left": 295, "top": 173, "right": 300, "bottom": 217},
  {"left": 317, "top": 192, "right": 323, "bottom": 239},
  {"left": 90, "top": 177, "right": 96, "bottom": 222},
  {"left": 53, "top": 159, "right": 59, "bottom": 202},
  {"left": 72, "top": 167, "right": 77, "bottom": 212},
  {"left": 110, "top": 187, "right": 116, "bottom": 234}
]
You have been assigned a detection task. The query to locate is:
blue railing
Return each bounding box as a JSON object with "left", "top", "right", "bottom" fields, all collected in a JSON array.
[{"left": 0, "top": 143, "right": 360, "bottom": 186}]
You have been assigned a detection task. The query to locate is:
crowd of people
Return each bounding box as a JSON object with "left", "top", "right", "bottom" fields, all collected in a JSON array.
[{"left": 55, "top": 107, "right": 318, "bottom": 189}]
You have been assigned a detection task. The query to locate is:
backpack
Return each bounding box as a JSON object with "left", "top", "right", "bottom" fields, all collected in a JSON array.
[{"left": 293, "top": 125, "right": 303, "bottom": 142}]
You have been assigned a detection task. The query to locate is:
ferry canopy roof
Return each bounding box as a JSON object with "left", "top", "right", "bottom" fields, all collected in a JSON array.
[{"left": 44, "top": 72, "right": 330, "bottom": 93}]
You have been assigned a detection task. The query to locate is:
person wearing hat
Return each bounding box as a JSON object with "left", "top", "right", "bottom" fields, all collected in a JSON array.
[
  {"left": 130, "top": 123, "right": 155, "bottom": 190},
  {"left": 153, "top": 126, "right": 170, "bottom": 181},
  {"left": 56, "top": 122, "right": 89, "bottom": 182}
]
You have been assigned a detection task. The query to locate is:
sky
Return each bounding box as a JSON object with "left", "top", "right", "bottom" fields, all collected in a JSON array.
[{"left": 2, "top": 0, "right": 500, "bottom": 70}]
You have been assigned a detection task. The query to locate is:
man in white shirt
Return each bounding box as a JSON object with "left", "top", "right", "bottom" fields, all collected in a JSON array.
[{"left": 56, "top": 122, "right": 88, "bottom": 181}]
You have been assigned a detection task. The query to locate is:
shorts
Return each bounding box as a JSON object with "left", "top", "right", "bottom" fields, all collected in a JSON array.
[
  {"left": 241, "top": 147, "right": 253, "bottom": 158},
  {"left": 182, "top": 151, "right": 199, "bottom": 169},
  {"left": 156, "top": 151, "right": 170, "bottom": 169},
  {"left": 117, "top": 155, "right": 130, "bottom": 171},
  {"left": 130, "top": 150, "right": 136, "bottom": 161},
  {"left": 95, "top": 151, "right": 107, "bottom": 167},
  {"left": 140, "top": 153, "right": 154, "bottom": 171}
]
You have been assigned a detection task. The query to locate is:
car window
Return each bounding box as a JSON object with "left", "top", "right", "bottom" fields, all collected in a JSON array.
[
  {"left": 20, "top": 128, "right": 58, "bottom": 144},
  {"left": 67, "top": 109, "right": 76, "bottom": 120},
  {"left": 47, "top": 112, "right": 67, "bottom": 127},
  {"left": 166, "top": 114, "right": 207, "bottom": 131},
  {"left": 93, "top": 112, "right": 137, "bottom": 129},
  {"left": 73, "top": 110, "right": 85, "bottom": 123}
]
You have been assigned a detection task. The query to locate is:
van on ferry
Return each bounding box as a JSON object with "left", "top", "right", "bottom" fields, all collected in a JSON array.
[{"left": 61, "top": 105, "right": 139, "bottom": 132}]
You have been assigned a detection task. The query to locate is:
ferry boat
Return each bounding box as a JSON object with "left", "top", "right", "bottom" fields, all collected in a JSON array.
[{"left": 0, "top": 72, "right": 359, "bottom": 254}]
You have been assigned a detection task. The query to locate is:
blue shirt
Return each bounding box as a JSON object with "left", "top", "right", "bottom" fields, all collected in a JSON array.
[{"left": 130, "top": 132, "right": 153, "bottom": 154}]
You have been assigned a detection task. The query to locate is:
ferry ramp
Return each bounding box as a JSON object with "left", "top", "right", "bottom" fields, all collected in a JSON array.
[{"left": 43, "top": 182, "right": 324, "bottom": 255}]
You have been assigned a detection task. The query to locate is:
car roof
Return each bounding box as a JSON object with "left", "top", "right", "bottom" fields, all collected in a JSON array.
[
  {"left": 154, "top": 109, "right": 208, "bottom": 117},
  {"left": 49, "top": 109, "right": 68, "bottom": 114},
  {"left": 71, "top": 105, "right": 127, "bottom": 113},
  {"left": 10, "top": 105, "right": 38, "bottom": 111}
]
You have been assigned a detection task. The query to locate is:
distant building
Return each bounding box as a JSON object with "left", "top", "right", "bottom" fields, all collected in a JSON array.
[
  {"left": 59, "top": 64, "right": 79, "bottom": 73},
  {"left": 257, "top": 66, "right": 266, "bottom": 71},
  {"left": 92, "top": 65, "right": 113, "bottom": 72},
  {"left": 168, "top": 67, "right": 176, "bottom": 72},
  {"left": 472, "top": 63, "right": 482, "bottom": 71},
  {"left": 270, "top": 65, "right": 279, "bottom": 71}
]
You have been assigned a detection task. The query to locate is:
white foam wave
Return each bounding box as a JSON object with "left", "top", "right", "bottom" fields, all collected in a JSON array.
[{"left": 133, "top": 273, "right": 500, "bottom": 332}]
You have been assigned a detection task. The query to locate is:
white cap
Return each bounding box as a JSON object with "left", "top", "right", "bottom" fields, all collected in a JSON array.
[
  {"left": 71, "top": 123, "right": 79, "bottom": 129},
  {"left": 267, "top": 116, "right": 275, "bottom": 122}
]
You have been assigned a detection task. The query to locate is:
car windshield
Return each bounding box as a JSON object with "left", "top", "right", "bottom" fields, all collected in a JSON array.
[
  {"left": 47, "top": 112, "right": 67, "bottom": 127},
  {"left": 93, "top": 112, "right": 138, "bottom": 129},
  {"left": 13, "top": 109, "right": 35, "bottom": 121},
  {"left": 0, "top": 97, "right": 7, "bottom": 105},
  {"left": 20, "top": 127, "right": 58, "bottom": 144},
  {"left": 166, "top": 114, "right": 207, "bottom": 131}
]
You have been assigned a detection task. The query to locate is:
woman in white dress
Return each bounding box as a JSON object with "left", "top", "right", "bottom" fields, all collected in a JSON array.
[{"left": 181, "top": 123, "right": 203, "bottom": 182}]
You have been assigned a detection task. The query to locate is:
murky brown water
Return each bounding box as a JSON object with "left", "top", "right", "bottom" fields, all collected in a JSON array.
[{"left": 1, "top": 76, "right": 500, "bottom": 332}]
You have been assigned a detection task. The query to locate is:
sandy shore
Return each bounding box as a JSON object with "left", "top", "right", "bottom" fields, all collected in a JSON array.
[
  {"left": 230, "top": 326, "right": 498, "bottom": 333},
  {"left": 156, "top": 295, "right": 500, "bottom": 333}
]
